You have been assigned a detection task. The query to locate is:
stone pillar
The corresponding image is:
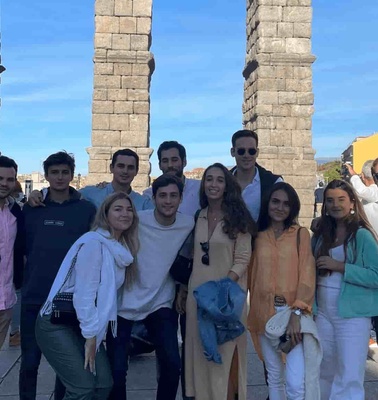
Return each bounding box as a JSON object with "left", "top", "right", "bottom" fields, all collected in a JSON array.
[
  {"left": 88, "top": 0, "right": 155, "bottom": 192},
  {"left": 243, "top": 0, "right": 316, "bottom": 226}
]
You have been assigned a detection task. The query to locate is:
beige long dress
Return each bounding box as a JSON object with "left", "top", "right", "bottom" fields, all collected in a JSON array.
[{"left": 185, "top": 208, "right": 252, "bottom": 400}]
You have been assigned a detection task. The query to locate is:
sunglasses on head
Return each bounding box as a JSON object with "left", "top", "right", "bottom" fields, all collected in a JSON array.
[
  {"left": 200, "top": 241, "right": 209, "bottom": 265},
  {"left": 236, "top": 148, "right": 257, "bottom": 156}
]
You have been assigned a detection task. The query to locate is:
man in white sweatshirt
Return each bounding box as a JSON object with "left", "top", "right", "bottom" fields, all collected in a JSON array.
[{"left": 107, "top": 174, "right": 194, "bottom": 400}]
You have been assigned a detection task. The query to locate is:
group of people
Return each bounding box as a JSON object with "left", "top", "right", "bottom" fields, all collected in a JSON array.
[{"left": 1, "top": 129, "right": 378, "bottom": 400}]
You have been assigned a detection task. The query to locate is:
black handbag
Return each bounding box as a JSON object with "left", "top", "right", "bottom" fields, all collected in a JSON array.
[{"left": 50, "top": 244, "right": 84, "bottom": 326}]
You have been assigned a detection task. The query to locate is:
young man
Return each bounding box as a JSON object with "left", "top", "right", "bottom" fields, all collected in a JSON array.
[
  {"left": 29, "top": 149, "right": 153, "bottom": 211},
  {"left": 107, "top": 174, "right": 194, "bottom": 400},
  {"left": 231, "top": 129, "right": 282, "bottom": 222},
  {"left": 0, "top": 156, "right": 25, "bottom": 348},
  {"left": 144, "top": 141, "right": 200, "bottom": 217},
  {"left": 20, "top": 151, "right": 96, "bottom": 400}
]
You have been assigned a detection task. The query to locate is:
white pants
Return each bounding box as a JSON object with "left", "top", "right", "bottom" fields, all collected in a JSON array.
[
  {"left": 316, "top": 285, "right": 370, "bottom": 400},
  {"left": 259, "top": 306, "right": 305, "bottom": 400}
]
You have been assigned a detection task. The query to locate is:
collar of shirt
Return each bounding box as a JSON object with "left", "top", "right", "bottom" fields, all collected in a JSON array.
[{"left": 232, "top": 167, "right": 260, "bottom": 187}]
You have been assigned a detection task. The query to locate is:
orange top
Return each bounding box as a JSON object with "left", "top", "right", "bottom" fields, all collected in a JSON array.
[{"left": 247, "top": 225, "right": 316, "bottom": 359}]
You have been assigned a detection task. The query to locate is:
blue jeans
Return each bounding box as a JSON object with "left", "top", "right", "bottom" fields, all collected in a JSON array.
[{"left": 106, "top": 307, "right": 180, "bottom": 400}]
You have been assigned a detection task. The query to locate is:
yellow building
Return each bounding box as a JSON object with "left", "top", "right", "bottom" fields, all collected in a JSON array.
[{"left": 341, "top": 132, "right": 378, "bottom": 173}]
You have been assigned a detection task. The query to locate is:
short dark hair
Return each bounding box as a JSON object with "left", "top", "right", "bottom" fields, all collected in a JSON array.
[
  {"left": 152, "top": 174, "right": 184, "bottom": 197},
  {"left": 231, "top": 129, "right": 259, "bottom": 147},
  {"left": 0, "top": 155, "right": 18, "bottom": 177},
  {"left": 111, "top": 149, "right": 139, "bottom": 172},
  {"left": 43, "top": 151, "right": 75, "bottom": 176},
  {"left": 157, "top": 141, "right": 186, "bottom": 163},
  {"left": 258, "top": 182, "right": 301, "bottom": 231}
]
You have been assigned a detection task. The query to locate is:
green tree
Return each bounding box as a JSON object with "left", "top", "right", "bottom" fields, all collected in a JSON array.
[{"left": 321, "top": 161, "right": 342, "bottom": 182}]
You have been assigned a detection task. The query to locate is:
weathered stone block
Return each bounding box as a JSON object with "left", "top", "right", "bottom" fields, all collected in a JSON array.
[
  {"left": 93, "top": 89, "right": 108, "bottom": 101},
  {"left": 257, "top": 78, "right": 285, "bottom": 91},
  {"left": 94, "top": 48, "right": 107, "bottom": 62},
  {"left": 278, "top": 91, "right": 297, "bottom": 104},
  {"left": 293, "top": 22, "right": 311, "bottom": 38},
  {"left": 112, "top": 34, "right": 131, "bottom": 50},
  {"left": 128, "top": 89, "right": 149, "bottom": 101},
  {"left": 257, "top": 22, "right": 277, "bottom": 37},
  {"left": 291, "top": 105, "right": 314, "bottom": 117},
  {"left": 134, "top": 101, "right": 150, "bottom": 114},
  {"left": 132, "top": 64, "right": 151, "bottom": 76},
  {"left": 286, "top": 38, "right": 311, "bottom": 54},
  {"left": 95, "top": 16, "right": 120, "bottom": 33},
  {"left": 257, "top": 6, "right": 283, "bottom": 22},
  {"left": 94, "top": 75, "right": 121, "bottom": 89},
  {"left": 255, "top": 129, "right": 271, "bottom": 146},
  {"left": 94, "top": 63, "right": 114, "bottom": 75},
  {"left": 258, "top": 37, "right": 286, "bottom": 53},
  {"left": 92, "top": 114, "right": 110, "bottom": 130},
  {"left": 293, "top": 161, "right": 317, "bottom": 176},
  {"left": 133, "top": 0, "right": 153, "bottom": 17},
  {"left": 107, "top": 50, "right": 137, "bottom": 63},
  {"left": 130, "top": 35, "right": 150, "bottom": 51},
  {"left": 87, "top": 147, "right": 113, "bottom": 160},
  {"left": 272, "top": 104, "right": 292, "bottom": 116},
  {"left": 297, "top": 92, "right": 314, "bottom": 105},
  {"left": 296, "top": 117, "right": 312, "bottom": 130},
  {"left": 114, "top": 0, "right": 132, "bottom": 16},
  {"left": 93, "top": 100, "right": 113, "bottom": 114},
  {"left": 129, "top": 114, "right": 149, "bottom": 131},
  {"left": 89, "top": 159, "right": 107, "bottom": 173},
  {"left": 122, "top": 76, "right": 149, "bottom": 89},
  {"left": 254, "top": 105, "right": 273, "bottom": 116},
  {"left": 287, "top": 0, "right": 312, "bottom": 6},
  {"left": 114, "top": 101, "right": 133, "bottom": 114},
  {"left": 286, "top": 78, "right": 312, "bottom": 92},
  {"left": 271, "top": 130, "right": 292, "bottom": 146},
  {"left": 110, "top": 114, "right": 130, "bottom": 130},
  {"left": 293, "top": 66, "right": 312, "bottom": 79},
  {"left": 137, "top": 17, "right": 152, "bottom": 35},
  {"left": 292, "top": 130, "right": 312, "bottom": 147},
  {"left": 95, "top": 33, "right": 112, "bottom": 49},
  {"left": 92, "top": 130, "right": 120, "bottom": 146},
  {"left": 119, "top": 17, "right": 137, "bottom": 33},
  {"left": 107, "top": 89, "right": 128, "bottom": 100},
  {"left": 283, "top": 7, "right": 312, "bottom": 23},
  {"left": 257, "top": 91, "right": 279, "bottom": 105},
  {"left": 256, "top": 116, "right": 276, "bottom": 129},
  {"left": 257, "top": 66, "right": 276, "bottom": 78},
  {"left": 95, "top": 0, "right": 114, "bottom": 16},
  {"left": 120, "top": 131, "right": 148, "bottom": 147},
  {"left": 277, "top": 22, "right": 294, "bottom": 38},
  {"left": 275, "top": 116, "right": 297, "bottom": 130},
  {"left": 114, "top": 63, "right": 132, "bottom": 76}
]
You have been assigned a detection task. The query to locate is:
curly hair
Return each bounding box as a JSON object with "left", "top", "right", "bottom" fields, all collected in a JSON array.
[
  {"left": 199, "top": 163, "right": 257, "bottom": 240},
  {"left": 314, "top": 179, "right": 377, "bottom": 262}
]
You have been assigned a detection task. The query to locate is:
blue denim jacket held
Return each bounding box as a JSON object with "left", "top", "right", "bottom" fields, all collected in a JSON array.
[{"left": 193, "top": 277, "right": 247, "bottom": 364}]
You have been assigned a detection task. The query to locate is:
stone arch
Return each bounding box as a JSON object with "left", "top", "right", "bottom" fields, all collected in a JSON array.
[{"left": 89, "top": 0, "right": 316, "bottom": 224}]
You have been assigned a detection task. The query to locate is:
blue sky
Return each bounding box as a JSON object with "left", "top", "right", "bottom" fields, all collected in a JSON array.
[{"left": 0, "top": 0, "right": 377, "bottom": 176}]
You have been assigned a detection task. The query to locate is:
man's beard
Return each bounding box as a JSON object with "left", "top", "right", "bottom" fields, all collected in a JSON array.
[{"left": 166, "top": 168, "right": 184, "bottom": 179}]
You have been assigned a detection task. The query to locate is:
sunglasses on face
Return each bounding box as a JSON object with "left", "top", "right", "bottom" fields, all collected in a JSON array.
[
  {"left": 200, "top": 241, "right": 209, "bottom": 265},
  {"left": 236, "top": 148, "right": 257, "bottom": 156}
]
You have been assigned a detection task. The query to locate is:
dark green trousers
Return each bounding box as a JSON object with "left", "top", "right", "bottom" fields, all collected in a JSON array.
[{"left": 35, "top": 314, "right": 112, "bottom": 400}]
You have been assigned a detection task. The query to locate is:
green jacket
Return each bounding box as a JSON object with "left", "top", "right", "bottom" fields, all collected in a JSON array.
[{"left": 312, "top": 228, "right": 378, "bottom": 318}]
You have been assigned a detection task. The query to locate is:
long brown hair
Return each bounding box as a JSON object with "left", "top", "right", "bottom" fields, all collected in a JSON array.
[
  {"left": 314, "top": 179, "right": 377, "bottom": 261},
  {"left": 92, "top": 192, "right": 140, "bottom": 287},
  {"left": 199, "top": 163, "right": 257, "bottom": 240}
]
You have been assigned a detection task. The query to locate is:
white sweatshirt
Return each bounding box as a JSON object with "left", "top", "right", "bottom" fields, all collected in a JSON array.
[{"left": 118, "top": 209, "right": 194, "bottom": 320}]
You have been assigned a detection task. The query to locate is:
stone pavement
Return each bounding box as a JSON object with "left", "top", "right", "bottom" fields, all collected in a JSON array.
[{"left": 2, "top": 332, "right": 378, "bottom": 400}]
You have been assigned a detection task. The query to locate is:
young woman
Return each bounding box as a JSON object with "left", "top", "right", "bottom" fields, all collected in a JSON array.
[
  {"left": 248, "top": 182, "right": 316, "bottom": 400},
  {"left": 313, "top": 179, "right": 378, "bottom": 400},
  {"left": 35, "top": 192, "right": 139, "bottom": 400},
  {"left": 185, "top": 163, "right": 256, "bottom": 400}
]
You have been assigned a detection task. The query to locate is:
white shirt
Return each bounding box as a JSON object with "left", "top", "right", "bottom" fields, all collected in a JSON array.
[
  {"left": 118, "top": 209, "right": 194, "bottom": 320},
  {"left": 350, "top": 175, "right": 378, "bottom": 234},
  {"left": 143, "top": 178, "right": 201, "bottom": 217},
  {"left": 317, "top": 245, "right": 344, "bottom": 289},
  {"left": 239, "top": 168, "right": 283, "bottom": 221}
]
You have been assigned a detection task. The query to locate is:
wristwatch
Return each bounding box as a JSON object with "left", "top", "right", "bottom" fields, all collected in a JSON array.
[{"left": 292, "top": 308, "right": 301, "bottom": 316}]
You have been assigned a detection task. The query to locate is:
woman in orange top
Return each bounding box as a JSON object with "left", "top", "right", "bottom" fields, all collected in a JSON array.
[{"left": 248, "top": 182, "right": 316, "bottom": 400}]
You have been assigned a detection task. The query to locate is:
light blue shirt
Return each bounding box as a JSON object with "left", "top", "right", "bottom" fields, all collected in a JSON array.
[{"left": 80, "top": 183, "right": 154, "bottom": 211}]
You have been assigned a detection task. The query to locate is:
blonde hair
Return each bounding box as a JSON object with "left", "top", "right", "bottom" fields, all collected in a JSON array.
[{"left": 92, "top": 192, "right": 139, "bottom": 287}]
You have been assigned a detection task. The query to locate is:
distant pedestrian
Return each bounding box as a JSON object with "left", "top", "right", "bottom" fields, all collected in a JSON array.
[{"left": 313, "top": 179, "right": 378, "bottom": 400}]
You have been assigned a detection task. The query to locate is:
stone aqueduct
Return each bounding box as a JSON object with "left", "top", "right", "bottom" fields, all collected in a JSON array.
[{"left": 88, "top": 0, "right": 316, "bottom": 225}]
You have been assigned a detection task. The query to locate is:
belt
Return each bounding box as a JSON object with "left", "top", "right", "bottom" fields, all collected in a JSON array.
[{"left": 274, "top": 295, "right": 287, "bottom": 307}]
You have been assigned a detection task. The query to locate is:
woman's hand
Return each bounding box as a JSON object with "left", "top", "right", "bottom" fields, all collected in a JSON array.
[
  {"left": 84, "top": 337, "right": 96, "bottom": 375},
  {"left": 227, "top": 271, "right": 239, "bottom": 282},
  {"left": 176, "top": 285, "right": 188, "bottom": 315},
  {"left": 286, "top": 312, "right": 302, "bottom": 347},
  {"left": 316, "top": 256, "right": 345, "bottom": 273}
]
